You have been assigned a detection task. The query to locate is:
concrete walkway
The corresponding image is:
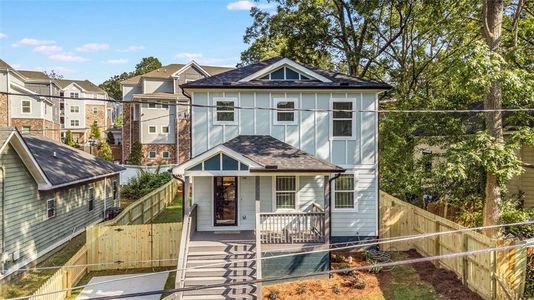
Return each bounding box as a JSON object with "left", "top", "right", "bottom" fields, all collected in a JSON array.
[{"left": 76, "top": 272, "right": 168, "bottom": 299}]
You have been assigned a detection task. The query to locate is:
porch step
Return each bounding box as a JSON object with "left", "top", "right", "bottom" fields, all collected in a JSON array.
[
  {"left": 187, "top": 259, "right": 256, "bottom": 268},
  {"left": 189, "top": 242, "right": 255, "bottom": 252},
  {"left": 187, "top": 251, "right": 256, "bottom": 260},
  {"left": 182, "top": 285, "right": 257, "bottom": 296},
  {"left": 185, "top": 276, "right": 256, "bottom": 286},
  {"left": 183, "top": 294, "right": 257, "bottom": 300},
  {"left": 187, "top": 267, "right": 256, "bottom": 277}
]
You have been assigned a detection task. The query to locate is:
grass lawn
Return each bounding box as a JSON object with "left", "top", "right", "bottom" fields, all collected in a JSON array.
[
  {"left": 151, "top": 194, "right": 183, "bottom": 224},
  {"left": 0, "top": 233, "right": 86, "bottom": 299}
]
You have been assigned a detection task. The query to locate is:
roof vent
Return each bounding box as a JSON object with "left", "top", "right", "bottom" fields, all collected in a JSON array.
[
  {"left": 339, "top": 82, "right": 349, "bottom": 86},
  {"left": 223, "top": 82, "right": 231, "bottom": 86},
  {"left": 53, "top": 151, "right": 57, "bottom": 158},
  {"left": 265, "top": 165, "right": 278, "bottom": 169}
]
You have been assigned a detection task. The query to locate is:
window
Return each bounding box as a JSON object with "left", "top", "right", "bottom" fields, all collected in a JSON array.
[
  {"left": 70, "top": 92, "right": 79, "bottom": 98},
  {"left": 161, "top": 103, "right": 169, "bottom": 109},
  {"left": 148, "top": 151, "right": 156, "bottom": 159},
  {"left": 148, "top": 103, "right": 157, "bottom": 109},
  {"left": 275, "top": 176, "right": 297, "bottom": 210},
  {"left": 161, "top": 126, "right": 169, "bottom": 134},
  {"left": 259, "top": 67, "right": 311, "bottom": 81},
  {"left": 70, "top": 106, "right": 80, "bottom": 113},
  {"left": 333, "top": 174, "right": 356, "bottom": 210},
  {"left": 92, "top": 107, "right": 98, "bottom": 114},
  {"left": 88, "top": 187, "right": 95, "bottom": 211},
  {"left": 22, "top": 100, "right": 31, "bottom": 113},
  {"left": 148, "top": 126, "right": 157, "bottom": 134},
  {"left": 70, "top": 120, "right": 80, "bottom": 127},
  {"left": 162, "top": 151, "right": 170, "bottom": 159},
  {"left": 274, "top": 99, "right": 296, "bottom": 124},
  {"left": 112, "top": 180, "right": 119, "bottom": 201},
  {"left": 21, "top": 126, "right": 31, "bottom": 134},
  {"left": 47, "top": 198, "right": 56, "bottom": 218},
  {"left": 332, "top": 100, "right": 353, "bottom": 137},
  {"left": 215, "top": 99, "right": 236, "bottom": 124}
]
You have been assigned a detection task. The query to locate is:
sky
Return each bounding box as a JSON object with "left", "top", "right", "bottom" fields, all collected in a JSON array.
[{"left": 0, "top": 0, "right": 271, "bottom": 84}]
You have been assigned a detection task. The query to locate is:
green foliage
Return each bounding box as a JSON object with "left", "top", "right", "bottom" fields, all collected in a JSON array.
[
  {"left": 331, "top": 254, "right": 346, "bottom": 263},
  {"left": 64, "top": 130, "right": 76, "bottom": 148},
  {"left": 90, "top": 121, "right": 101, "bottom": 140},
  {"left": 332, "top": 284, "right": 341, "bottom": 295},
  {"left": 113, "top": 114, "right": 123, "bottom": 128},
  {"left": 128, "top": 142, "right": 143, "bottom": 165},
  {"left": 106, "top": 131, "right": 115, "bottom": 145},
  {"left": 525, "top": 253, "right": 534, "bottom": 298},
  {"left": 267, "top": 289, "right": 280, "bottom": 300},
  {"left": 345, "top": 276, "right": 366, "bottom": 289},
  {"left": 337, "top": 262, "right": 353, "bottom": 276},
  {"left": 121, "top": 171, "right": 172, "bottom": 200},
  {"left": 296, "top": 284, "right": 307, "bottom": 295},
  {"left": 97, "top": 141, "right": 113, "bottom": 161},
  {"left": 499, "top": 194, "right": 534, "bottom": 239}
]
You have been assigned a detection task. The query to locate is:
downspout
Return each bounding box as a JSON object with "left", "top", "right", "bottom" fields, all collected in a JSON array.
[
  {"left": 1, "top": 166, "right": 5, "bottom": 273},
  {"left": 180, "top": 88, "right": 192, "bottom": 160},
  {"left": 327, "top": 173, "right": 341, "bottom": 274},
  {"left": 170, "top": 172, "right": 186, "bottom": 223}
]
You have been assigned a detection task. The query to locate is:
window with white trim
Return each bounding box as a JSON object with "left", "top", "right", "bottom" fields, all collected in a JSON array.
[
  {"left": 70, "top": 105, "right": 80, "bottom": 113},
  {"left": 333, "top": 174, "right": 356, "bottom": 210},
  {"left": 332, "top": 100, "right": 353, "bottom": 137},
  {"left": 88, "top": 187, "right": 95, "bottom": 211},
  {"left": 275, "top": 176, "right": 297, "bottom": 210},
  {"left": 70, "top": 120, "right": 80, "bottom": 127},
  {"left": 70, "top": 92, "right": 79, "bottom": 98},
  {"left": 161, "top": 126, "right": 169, "bottom": 134},
  {"left": 148, "top": 126, "right": 157, "bottom": 134},
  {"left": 148, "top": 151, "right": 156, "bottom": 159},
  {"left": 162, "top": 151, "right": 170, "bottom": 159},
  {"left": 259, "top": 67, "right": 311, "bottom": 81},
  {"left": 215, "top": 99, "right": 236, "bottom": 124},
  {"left": 22, "top": 100, "right": 31, "bottom": 113},
  {"left": 148, "top": 103, "right": 157, "bottom": 109},
  {"left": 274, "top": 99, "right": 296, "bottom": 124},
  {"left": 92, "top": 107, "right": 98, "bottom": 114},
  {"left": 161, "top": 103, "right": 169, "bottom": 109},
  {"left": 21, "top": 126, "right": 31, "bottom": 134},
  {"left": 46, "top": 198, "right": 56, "bottom": 219}
]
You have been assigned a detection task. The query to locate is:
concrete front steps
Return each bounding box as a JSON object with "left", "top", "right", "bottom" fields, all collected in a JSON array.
[{"left": 182, "top": 240, "right": 258, "bottom": 300}]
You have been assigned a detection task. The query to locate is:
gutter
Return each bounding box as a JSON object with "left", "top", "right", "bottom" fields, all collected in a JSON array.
[
  {"left": 1, "top": 167, "right": 5, "bottom": 271},
  {"left": 180, "top": 87, "right": 193, "bottom": 160},
  {"left": 37, "top": 171, "right": 123, "bottom": 191}
]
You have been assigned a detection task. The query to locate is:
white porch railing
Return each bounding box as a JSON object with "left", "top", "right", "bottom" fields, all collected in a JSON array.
[{"left": 259, "top": 205, "right": 326, "bottom": 244}]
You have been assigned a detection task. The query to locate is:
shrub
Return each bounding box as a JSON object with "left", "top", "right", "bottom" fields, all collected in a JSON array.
[
  {"left": 128, "top": 141, "right": 143, "bottom": 165},
  {"left": 121, "top": 170, "right": 171, "bottom": 200},
  {"left": 499, "top": 195, "right": 534, "bottom": 239},
  {"left": 332, "top": 284, "right": 341, "bottom": 294},
  {"left": 296, "top": 284, "right": 307, "bottom": 295},
  {"left": 345, "top": 276, "right": 366, "bottom": 289},
  {"left": 331, "top": 254, "right": 346, "bottom": 263},
  {"left": 337, "top": 262, "right": 353, "bottom": 276},
  {"left": 268, "top": 289, "right": 280, "bottom": 300},
  {"left": 525, "top": 252, "right": 534, "bottom": 298},
  {"left": 97, "top": 141, "right": 113, "bottom": 161}
]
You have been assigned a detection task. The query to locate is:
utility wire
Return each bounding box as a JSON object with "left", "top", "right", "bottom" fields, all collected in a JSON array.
[
  {"left": 2, "top": 91, "right": 533, "bottom": 114},
  {"left": 8, "top": 220, "right": 534, "bottom": 299}
]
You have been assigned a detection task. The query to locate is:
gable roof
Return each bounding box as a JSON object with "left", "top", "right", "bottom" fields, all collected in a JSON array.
[
  {"left": 23, "top": 134, "right": 124, "bottom": 187},
  {"left": 56, "top": 79, "right": 105, "bottom": 93},
  {"left": 18, "top": 70, "right": 51, "bottom": 81},
  {"left": 121, "top": 62, "right": 234, "bottom": 85},
  {"left": 181, "top": 57, "right": 392, "bottom": 90},
  {"left": 0, "top": 58, "right": 14, "bottom": 70}
]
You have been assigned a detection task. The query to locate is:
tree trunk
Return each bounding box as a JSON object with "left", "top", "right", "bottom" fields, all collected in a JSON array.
[{"left": 482, "top": 0, "right": 504, "bottom": 238}]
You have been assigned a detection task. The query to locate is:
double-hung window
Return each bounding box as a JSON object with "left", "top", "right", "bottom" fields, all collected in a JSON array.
[
  {"left": 148, "top": 151, "right": 156, "bottom": 159},
  {"left": 332, "top": 100, "right": 353, "bottom": 138},
  {"left": 88, "top": 187, "right": 95, "bottom": 211},
  {"left": 46, "top": 198, "right": 56, "bottom": 219},
  {"left": 22, "top": 100, "right": 31, "bottom": 114},
  {"left": 162, "top": 151, "right": 170, "bottom": 159},
  {"left": 92, "top": 107, "right": 98, "bottom": 114},
  {"left": 70, "top": 120, "right": 80, "bottom": 127},
  {"left": 70, "top": 106, "right": 80, "bottom": 113},
  {"left": 148, "top": 126, "right": 157, "bottom": 134},
  {"left": 214, "top": 98, "right": 236, "bottom": 125},
  {"left": 161, "top": 126, "right": 169, "bottom": 134},
  {"left": 275, "top": 176, "right": 297, "bottom": 210},
  {"left": 274, "top": 98, "right": 297, "bottom": 124},
  {"left": 70, "top": 92, "right": 79, "bottom": 98},
  {"left": 333, "top": 174, "right": 357, "bottom": 210}
]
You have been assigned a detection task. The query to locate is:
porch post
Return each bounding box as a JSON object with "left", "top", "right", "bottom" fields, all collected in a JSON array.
[
  {"left": 323, "top": 175, "right": 331, "bottom": 245},
  {"left": 183, "top": 176, "right": 190, "bottom": 215},
  {"left": 254, "top": 176, "right": 263, "bottom": 299}
]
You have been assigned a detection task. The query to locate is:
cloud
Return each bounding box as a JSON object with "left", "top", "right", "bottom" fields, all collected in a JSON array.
[
  {"left": 117, "top": 45, "right": 145, "bottom": 52},
  {"left": 33, "top": 45, "right": 63, "bottom": 54},
  {"left": 76, "top": 43, "right": 109, "bottom": 52},
  {"left": 103, "top": 58, "right": 128, "bottom": 64},
  {"left": 175, "top": 52, "right": 203, "bottom": 60},
  {"left": 49, "top": 53, "right": 88, "bottom": 62},
  {"left": 226, "top": 0, "right": 272, "bottom": 10},
  {"left": 0, "top": 33, "right": 6, "bottom": 39},
  {"left": 11, "top": 38, "right": 56, "bottom": 47}
]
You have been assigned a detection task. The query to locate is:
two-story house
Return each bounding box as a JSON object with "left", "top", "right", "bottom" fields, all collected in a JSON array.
[
  {"left": 0, "top": 59, "right": 62, "bottom": 141},
  {"left": 120, "top": 61, "right": 232, "bottom": 165},
  {"left": 170, "top": 57, "right": 391, "bottom": 299},
  {"left": 56, "top": 79, "right": 112, "bottom": 145}
]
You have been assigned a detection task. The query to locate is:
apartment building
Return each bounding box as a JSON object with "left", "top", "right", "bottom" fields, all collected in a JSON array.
[{"left": 121, "top": 61, "right": 232, "bottom": 164}]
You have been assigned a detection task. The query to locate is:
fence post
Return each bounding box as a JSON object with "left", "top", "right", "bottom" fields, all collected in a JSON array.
[
  {"left": 434, "top": 220, "right": 441, "bottom": 268},
  {"left": 462, "top": 234, "right": 468, "bottom": 285},
  {"left": 491, "top": 245, "right": 497, "bottom": 300}
]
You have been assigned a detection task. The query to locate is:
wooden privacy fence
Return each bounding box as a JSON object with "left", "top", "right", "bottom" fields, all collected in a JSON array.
[
  {"left": 104, "top": 179, "right": 180, "bottom": 226},
  {"left": 86, "top": 222, "right": 181, "bottom": 271},
  {"left": 379, "top": 191, "right": 528, "bottom": 300},
  {"left": 29, "top": 246, "right": 88, "bottom": 300}
]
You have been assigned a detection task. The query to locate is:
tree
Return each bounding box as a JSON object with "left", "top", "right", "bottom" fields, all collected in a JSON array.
[
  {"left": 134, "top": 56, "right": 162, "bottom": 75},
  {"left": 128, "top": 141, "right": 143, "bottom": 165},
  {"left": 98, "top": 141, "right": 113, "bottom": 161},
  {"left": 106, "top": 131, "right": 115, "bottom": 145},
  {"left": 113, "top": 114, "right": 123, "bottom": 129},
  {"left": 90, "top": 121, "right": 101, "bottom": 140},
  {"left": 64, "top": 130, "right": 76, "bottom": 147},
  {"left": 44, "top": 69, "right": 64, "bottom": 80}
]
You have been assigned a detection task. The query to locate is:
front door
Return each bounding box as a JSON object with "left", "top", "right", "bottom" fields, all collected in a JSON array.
[{"left": 213, "top": 176, "right": 238, "bottom": 226}]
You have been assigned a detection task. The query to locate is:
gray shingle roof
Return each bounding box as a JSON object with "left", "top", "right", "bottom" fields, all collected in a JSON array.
[
  {"left": 56, "top": 79, "right": 105, "bottom": 93},
  {"left": 181, "top": 57, "right": 392, "bottom": 90},
  {"left": 121, "top": 63, "right": 234, "bottom": 85},
  {"left": 22, "top": 134, "right": 124, "bottom": 186},
  {"left": 0, "top": 128, "right": 15, "bottom": 150},
  {"left": 223, "top": 135, "right": 344, "bottom": 172}
]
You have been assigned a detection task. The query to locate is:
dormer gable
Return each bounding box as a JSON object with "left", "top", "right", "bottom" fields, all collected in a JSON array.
[{"left": 238, "top": 58, "right": 332, "bottom": 83}]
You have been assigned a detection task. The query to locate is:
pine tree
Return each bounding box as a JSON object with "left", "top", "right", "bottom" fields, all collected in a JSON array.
[
  {"left": 98, "top": 141, "right": 113, "bottom": 161},
  {"left": 128, "top": 141, "right": 143, "bottom": 165},
  {"left": 64, "top": 130, "right": 76, "bottom": 147},
  {"left": 90, "top": 121, "right": 101, "bottom": 140}
]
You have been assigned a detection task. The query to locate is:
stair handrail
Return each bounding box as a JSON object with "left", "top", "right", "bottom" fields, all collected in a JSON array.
[{"left": 175, "top": 203, "right": 197, "bottom": 300}]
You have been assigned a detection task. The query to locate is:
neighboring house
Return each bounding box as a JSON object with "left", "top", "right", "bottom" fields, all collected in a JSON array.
[
  {"left": 0, "top": 59, "right": 62, "bottom": 141},
  {"left": 120, "top": 61, "right": 232, "bottom": 165},
  {"left": 0, "top": 127, "right": 124, "bottom": 278},
  {"left": 170, "top": 57, "right": 390, "bottom": 298},
  {"left": 56, "top": 79, "right": 113, "bottom": 145}
]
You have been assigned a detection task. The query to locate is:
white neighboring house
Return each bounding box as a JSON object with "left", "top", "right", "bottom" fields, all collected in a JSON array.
[{"left": 56, "top": 79, "right": 112, "bottom": 145}]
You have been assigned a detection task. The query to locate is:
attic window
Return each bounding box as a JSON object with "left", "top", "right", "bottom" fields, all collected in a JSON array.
[{"left": 259, "top": 67, "right": 311, "bottom": 81}]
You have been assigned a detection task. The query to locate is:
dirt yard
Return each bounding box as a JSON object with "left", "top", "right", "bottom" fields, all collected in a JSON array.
[{"left": 262, "top": 250, "right": 482, "bottom": 300}]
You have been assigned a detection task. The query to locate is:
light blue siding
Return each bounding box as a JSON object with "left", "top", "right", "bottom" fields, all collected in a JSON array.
[{"left": 239, "top": 93, "right": 255, "bottom": 135}]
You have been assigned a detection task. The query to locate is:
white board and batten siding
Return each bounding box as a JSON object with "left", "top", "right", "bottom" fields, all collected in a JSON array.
[{"left": 190, "top": 90, "right": 379, "bottom": 238}]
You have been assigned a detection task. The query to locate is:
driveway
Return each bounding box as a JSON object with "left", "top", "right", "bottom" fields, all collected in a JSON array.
[{"left": 76, "top": 272, "right": 168, "bottom": 299}]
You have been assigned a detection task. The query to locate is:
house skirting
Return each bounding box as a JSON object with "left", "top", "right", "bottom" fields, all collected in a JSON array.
[{"left": 261, "top": 250, "right": 329, "bottom": 283}]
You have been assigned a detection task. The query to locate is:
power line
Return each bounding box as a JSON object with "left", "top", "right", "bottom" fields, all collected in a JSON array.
[
  {"left": 8, "top": 220, "right": 533, "bottom": 299},
  {"left": 2, "top": 91, "right": 533, "bottom": 114}
]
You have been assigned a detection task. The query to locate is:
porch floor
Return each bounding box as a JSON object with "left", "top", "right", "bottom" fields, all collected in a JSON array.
[{"left": 190, "top": 230, "right": 255, "bottom": 243}]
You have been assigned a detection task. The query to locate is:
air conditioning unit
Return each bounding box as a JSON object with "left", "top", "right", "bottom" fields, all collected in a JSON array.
[{"left": 12, "top": 250, "right": 20, "bottom": 261}]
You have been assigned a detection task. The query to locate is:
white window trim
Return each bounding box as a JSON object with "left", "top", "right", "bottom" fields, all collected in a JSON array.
[
  {"left": 213, "top": 97, "right": 238, "bottom": 125},
  {"left": 148, "top": 151, "right": 157, "bottom": 159},
  {"left": 70, "top": 120, "right": 80, "bottom": 127},
  {"left": 161, "top": 125, "right": 169, "bottom": 134},
  {"left": 162, "top": 151, "right": 170, "bottom": 159},
  {"left": 148, "top": 125, "right": 157, "bottom": 134},
  {"left": 330, "top": 98, "right": 356, "bottom": 140},
  {"left": 272, "top": 176, "right": 299, "bottom": 211},
  {"left": 332, "top": 173, "right": 358, "bottom": 212},
  {"left": 273, "top": 98, "right": 298, "bottom": 125},
  {"left": 147, "top": 103, "right": 158, "bottom": 109},
  {"left": 21, "top": 100, "right": 31, "bottom": 114},
  {"left": 46, "top": 198, "right": 56, "bottom": 219},
  {"left": 70, "top": 105, "right": 80, "bottom": 113},
  {"left": 92, "top": 107, "right": 98, "bottom": 114}
]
